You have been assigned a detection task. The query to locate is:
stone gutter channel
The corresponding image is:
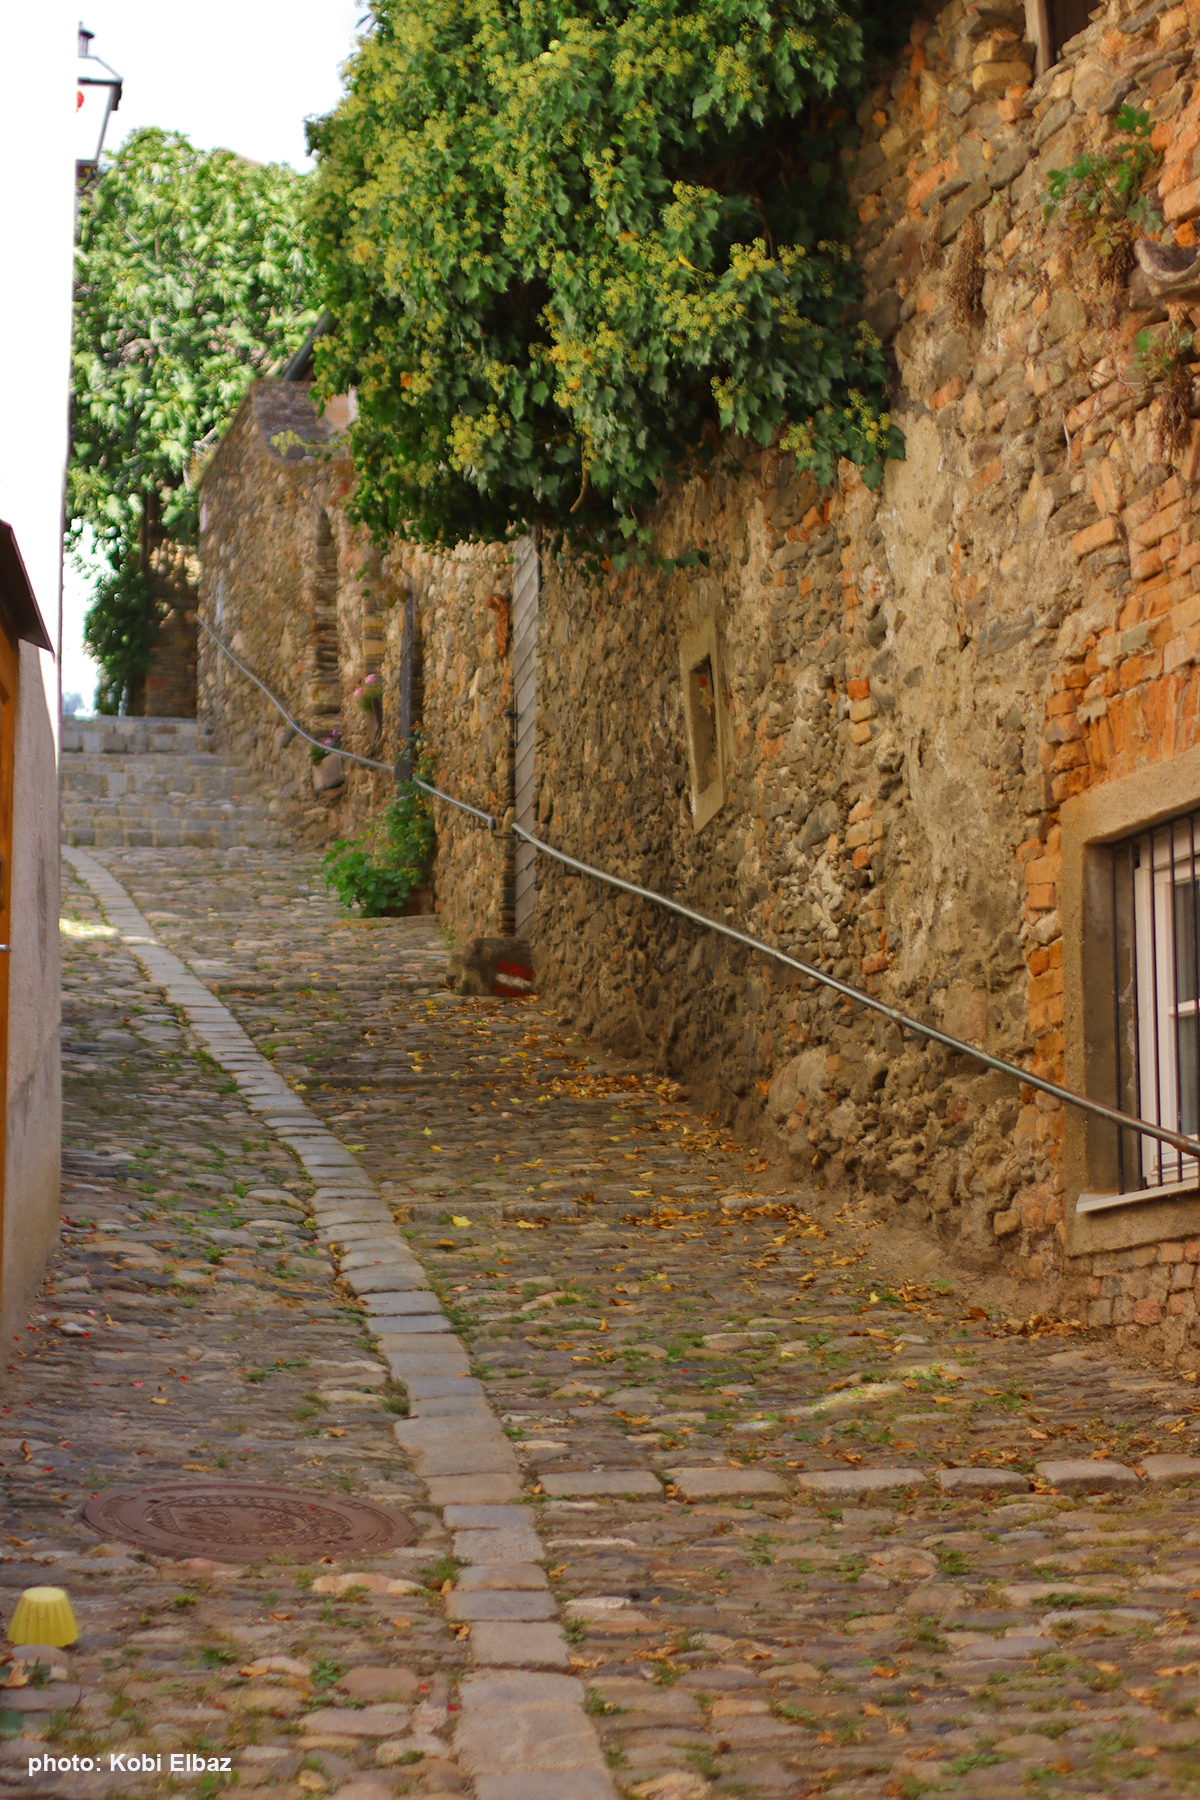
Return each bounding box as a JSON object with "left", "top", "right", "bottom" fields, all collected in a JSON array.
[{"left": 64, "top": 848, "right": 616, "bottom": 1800}]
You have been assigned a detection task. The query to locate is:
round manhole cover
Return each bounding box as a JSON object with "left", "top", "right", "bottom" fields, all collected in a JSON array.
[{"left": 81, "top": 1482, "right": 415, "bottom": 1561}]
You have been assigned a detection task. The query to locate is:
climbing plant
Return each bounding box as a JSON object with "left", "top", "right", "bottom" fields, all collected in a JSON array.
[
  {"left": 1043, "top": 104, "right": 1161, "bottom": 287},
  {"left": 70, "top": 128, "right": 317, "bottom": 708},
  {"left": 306, "top": 0, "right": 907, "bottom": 557}
]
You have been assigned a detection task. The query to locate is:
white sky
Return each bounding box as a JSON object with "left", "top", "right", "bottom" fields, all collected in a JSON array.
[{"left": 62, "top": 0, "right": 364, "bottom": 711}]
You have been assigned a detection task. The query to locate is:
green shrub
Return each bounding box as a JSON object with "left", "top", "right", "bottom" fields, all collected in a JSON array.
[{"left": 321, "top": 746, "right": 436, "bottom": 917}]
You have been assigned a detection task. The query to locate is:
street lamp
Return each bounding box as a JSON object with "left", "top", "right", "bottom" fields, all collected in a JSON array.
[{"left": 75, "top": 25, "right": 122, "bottom": 181}]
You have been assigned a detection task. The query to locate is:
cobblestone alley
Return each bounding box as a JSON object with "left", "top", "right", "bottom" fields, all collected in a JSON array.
[{"left": 8, "top": 833, "right": 1200, "bottom": 1799}]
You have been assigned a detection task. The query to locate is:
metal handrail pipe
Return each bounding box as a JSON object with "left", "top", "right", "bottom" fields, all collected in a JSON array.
[
  {"left": 197, "top": 610, "right": 1200, "bottom": 1166},
  {"left": 197, "top": 617, "right": 497, "bottom": 829},
  {"left": 512, "top": 821, "right": 1200, "bottom": 1165}
]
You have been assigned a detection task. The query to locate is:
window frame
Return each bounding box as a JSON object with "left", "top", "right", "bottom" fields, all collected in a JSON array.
[
  {"left": 1132, "top": 818, "right": 1200, "bottom": 1194},
  {"left": 1062, "top": 745, "right": 1200, "bottom": 1256}
]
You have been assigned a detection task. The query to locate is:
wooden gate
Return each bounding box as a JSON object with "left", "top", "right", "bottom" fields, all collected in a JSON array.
[
  {"left": 511, "top": 535, "right": 539, "bottom": 937},
  {"left": 397, "top": 586, "right": 423, "bottom": 780}
]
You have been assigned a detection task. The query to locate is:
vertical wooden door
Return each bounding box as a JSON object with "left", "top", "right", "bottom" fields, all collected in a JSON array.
[
  {"left": 0, "top": 620, "right": 17, "bottom": 1304},
  {"left": 512, "top": 534, "right": 539, "bottom": 937}
]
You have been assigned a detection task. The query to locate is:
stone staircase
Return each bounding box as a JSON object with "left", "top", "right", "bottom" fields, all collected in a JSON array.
[{"left": 60, "top": 716, "right": 281, "bottom": 849}]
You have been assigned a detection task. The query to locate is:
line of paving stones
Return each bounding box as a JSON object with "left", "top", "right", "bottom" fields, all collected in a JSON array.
[
  {"left": 60, "top": 850, "right": 614, "bottom": 1800},
  {"left": 79, "top": 842, "right": 1200, "bottom": 1799}
]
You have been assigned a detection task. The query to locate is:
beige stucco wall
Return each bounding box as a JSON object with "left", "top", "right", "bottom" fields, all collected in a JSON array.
[{"left": 0, "top": 640, "right": 60, "bottom": 1357}]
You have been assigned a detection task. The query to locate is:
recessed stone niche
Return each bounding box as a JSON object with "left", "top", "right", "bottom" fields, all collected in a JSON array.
[{"left": 679, "top": 619, "right": 726, "bottom": 832}]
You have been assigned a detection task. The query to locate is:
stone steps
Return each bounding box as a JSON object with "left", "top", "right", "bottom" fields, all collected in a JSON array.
[
  {"left": 61, "top": 717, "right": 214, "bottom": 757},
  {"left": 62, "top": 774, "right": 259, "bottom": 801},
  {"left": 62, "top": 781, "right": 261, "bottom": 806},
  {"left": 60, "top": 715, "right": 281, "bottom": 849}
]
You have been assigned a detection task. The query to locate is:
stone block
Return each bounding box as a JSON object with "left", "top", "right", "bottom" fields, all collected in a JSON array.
[
  {"left": 301, "top": 1705, "right": 412, "bottom": 1737},
  {"left": 588, "top": 1678, "right": 703, "bottom": 1721},
  {"left": 393, "top": 1417, "right": 496, "bottom": 1457},
  {"left": 1141, "top": 1454, "right": 1200, "bottom": 1482},
  {"left": 336, "top": 1668, "right": 419, "bottom": 1704},
  {"left": 465, "top": 1621, "right": 570, "bottom": 1670},
  {"left": 397, "top": 1437, "right": 520, "bottom": 1479},
  {"left": 540, "top": 1470, "right": 662, "bottom": 1498},
  {"left": 406, "top": 1375, "right": 486, "bottom": 1398},
  {"left": 1072, "top": 516, "right": 1121, "bottom": 563},
  {"left": 902, "top": 1583, "right": 967, "bottom": 1616},
  {"left": 446, "top": 1589, "right": 557, "bottom": 1621},
  {"left": 363, "top": 1290, "right": 443, "bottom": 1316},
  {"left": 312, "top": 752, "right": 345, "bottom": 793},
  {"left": 362, "top": 1284, "right": 433, "bottom": 1307},
  {"left": 372, "top": 1313, "right": 453, "bottom": 1333},
  {"left": 935, "top": 1467, "right": 1031, "bottom": 1495},
  {"left": 411, "top": 1395, "right": 497, "bottom": 1420},
  {"left": 700, "top": 1331, "right": 776, "bottom": 1350},
  {"left": 973, "top": 58, "right": 1031, "bottom": 93},
  {"left": 563, "top": 1598, "right": 655, "bottom": 1634},
  {"left": 427, "top": 1474, "right": 524, "bottom": 1505},
  {"left": 349, "top": 1269, "right": 435, "bottom": 1295},
  {"left": 444, "top": 1504, "right": 533, "bottom": 1528},
  {"left": 940, "top": 177, "right": 990, "bottom": 240},
  {"left": 1001, "top": 1581, "right": 1130, "bottom": 1607},
  {"left": 328, "top": 1780, "right": 396, "bottom": 1800},
  {"left": 4, "top": 1683, "right": 83, "bottom": 1713},
  {"left": 457, "top": 1562, "right": 549, "bottom": 1591},
  {"left": 795, "top": 1467, "right": 925, "bottom": 1499},
  {"left": 474, "top": 1776, "right": 617, "bottom": 1800},
  {"left": 455, "top": 1528, "right": 544, "bottom": 1564},
  {"left": 1034, "top": 1458, "right": 1139, "bottom": 1493},
  {"left": 459, "top": 1672, "right": 583, "bottom": 1711},
  {"left": 667, "top": 1467, "right": 788, "bottom": 1501}
]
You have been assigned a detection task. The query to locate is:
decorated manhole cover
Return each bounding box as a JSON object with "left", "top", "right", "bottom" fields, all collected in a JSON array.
[{"left": 81, "top": 1482, "right": 414, "bottom": 1561}]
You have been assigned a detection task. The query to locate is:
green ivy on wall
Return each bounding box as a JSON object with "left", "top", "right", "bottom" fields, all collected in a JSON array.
[
  {"left": 306, "top": 0, "right": 906, "bottom": 558},
  {"left": 70, "top": 128, "right": 317, "bottom": 708}
]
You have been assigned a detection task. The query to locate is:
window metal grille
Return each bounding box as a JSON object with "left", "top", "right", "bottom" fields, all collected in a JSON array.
[{"left": 1111, "top": 808, "right": 1200, "bottom": 1195}]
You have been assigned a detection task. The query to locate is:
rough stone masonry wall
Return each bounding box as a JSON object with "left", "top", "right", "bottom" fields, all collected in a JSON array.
[
  {"left": 196, "top": 382, "right": 512, "bottom": 934},
  {"left": 198, "top": 0, "right": 1200, "bottom": 1362},
  {"left": 520, "top": 0, "right": 1200, "bottom": 1363}
]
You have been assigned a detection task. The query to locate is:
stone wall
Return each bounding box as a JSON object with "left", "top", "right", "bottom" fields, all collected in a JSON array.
[
  {"left": 199, "top": 0, "right": 1200, "bottom": 1362},
  {"left": 524, "top": 0, "right": 1200, "bottom": 1352},
  {"left": 522, "top": 0, "right": 1200, "bottom": 1350},
  {"left": 139, "top": 601, "right": 197, "bottom": 719},
  {"left": 196, "top": 382, "right": 513, "bottom": 932}
]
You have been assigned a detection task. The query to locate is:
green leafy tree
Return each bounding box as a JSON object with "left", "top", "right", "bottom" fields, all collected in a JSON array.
[
  {"left": 306, "top": 0, "right": 906, "bottom": 558},
  {"left": 70, "top": 128, "right": 317, "bottom": 708}
]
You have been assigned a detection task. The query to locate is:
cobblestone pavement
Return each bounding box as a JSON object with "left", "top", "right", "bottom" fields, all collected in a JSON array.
[{"left": 7, "top": 844, "right": 1200, "bottom": 1799}]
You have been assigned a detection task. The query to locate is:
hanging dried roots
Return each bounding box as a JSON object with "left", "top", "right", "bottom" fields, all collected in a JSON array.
[
  {"left": 1093, "top": 217, "right": 1138, "bottom": 291},
  {"left": 948, "top": 210, "right": 986, "bottom": 330},
  {"left": 1160, "top": 360, "right": 1193, "bottom": 457}
]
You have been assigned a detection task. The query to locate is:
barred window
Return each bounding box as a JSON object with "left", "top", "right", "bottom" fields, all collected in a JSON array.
[{"left": 1110, "top": 809, "right": 1200, "bottom": 1196}]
